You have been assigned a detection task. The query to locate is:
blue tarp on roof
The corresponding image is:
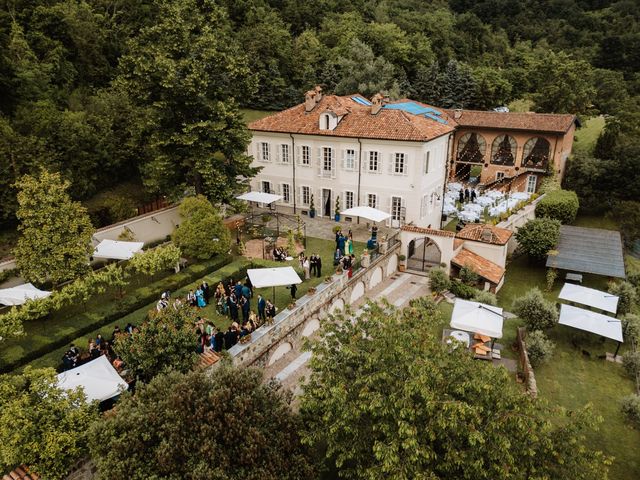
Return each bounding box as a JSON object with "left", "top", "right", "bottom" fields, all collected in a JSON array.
[
  {"left": 351, "top": 96, "right": 372, "bottom": 106},
  {"left": 382, "top": 101, "right": 448, "bottom": 124}
]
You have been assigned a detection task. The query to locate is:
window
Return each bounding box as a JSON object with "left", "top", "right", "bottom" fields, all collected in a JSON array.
[
  {"left": 280, "top": 144, "right": 289, "bottom": 163},
  {"left": 260, "top": 142, "right": 270, "bottom": 162},
  {"left": 301, "top": 146, "right": 310, "bottom": 166},
  {"left": 457, "top": 133, "right": 486, "bottom": 163},
  {"left": 323, "top": 147, "right": 333, "bottom": 173},
  {"left": 344, "top": 149, "right": 355, "bottom": 170},
  {"left": 367, "top": 193, "right": 377, "bottom": 209},
  {"left": 301, "top": 186, "right": 310, "bottom": 205},
  {"left": 282, "top": 183, "right": 291, "bottom": 203},
  {"left": 526, "top": 175, "right": 537, "bottom": 193},
  {"left": 424, "top": 151, "right": 430, "bottom": 174},
  {"left": 368, "top": 151, "right": 379, "bottom": 172},
  {"left": 491, "top": 135, "right": 516, "bottom": 166},
  {"left": 344, "top": 191, "right": 354, "bottom": 209},
  {"left": 421, "top": 194, "right": 429, "bottom": 218},
  {"left": 323, "top": 114, "right": 330, "bottom": 130},
  {"left": 391, "top": 196, "right": 402, "bottom": 221},
  {"left": 394, "top": 153, "right": 406, "bottom": 174},
  {"left": 262, "top": 181, "right": 271, "bottom": 194},
  {"left": 496, "top": 172, "right": 505, "bottom": 181},
  {"left": 522, "top": 137, "right": 550, "bottom": 169}
]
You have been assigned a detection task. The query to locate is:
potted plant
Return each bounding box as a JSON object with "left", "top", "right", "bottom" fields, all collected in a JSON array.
[
  {"left": 324, "top": 276, "right": 333, "bottom": 283},
  {"left": 309, "top": 195, "right": 316, "bottom": 218},
  {"left": 398, "top": 254, "right": 407, "bottom": 272},
  {"left": 336, "top": 266, "right": 343, "bottom": 274},
  {"left": 334, "top": 196, "right": 341, "bottom": 222},
  {"left": 288, "top": 301, "right": 296, "bottom": 310},
  {"left": 239, "top": 333, "right": 252, "bottom": 344},
  {"left": 307, "top": 286, "right": 317, "bottom": 295}
]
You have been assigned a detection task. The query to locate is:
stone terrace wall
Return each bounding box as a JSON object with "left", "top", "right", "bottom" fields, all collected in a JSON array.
[{"left": 497, "top": 193, "right": 545, "bottom": 255}]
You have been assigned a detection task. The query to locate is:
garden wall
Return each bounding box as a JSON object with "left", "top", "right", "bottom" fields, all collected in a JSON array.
[{"left": 497, "top": 194, "right": 546, "bottom": 255}]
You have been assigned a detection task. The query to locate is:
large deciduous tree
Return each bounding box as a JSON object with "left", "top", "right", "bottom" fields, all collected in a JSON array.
[
  {"left": 116, "top": 0, "right": 258, "bottom": 203},
  {"left": 89, "top": 367, "right": 314, "bottom": 480},
  {"left": 515, "top": 217, "right": 561, "bottom": 260},
  {"left": 0, "top": 367, "right": 98, "bottom": 480},
  {"left": 14, "top": 170, "right": 94, "bottom": 285},
  {"left": 301, "top": 300, "right": 610, "bottom": 479}
]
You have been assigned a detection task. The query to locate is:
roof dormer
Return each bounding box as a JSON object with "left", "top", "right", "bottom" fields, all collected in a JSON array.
[{"left": 320, "top": 111, "right": 338, "bottom": 131}]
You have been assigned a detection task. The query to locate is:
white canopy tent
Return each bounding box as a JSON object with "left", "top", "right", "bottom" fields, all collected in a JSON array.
[
  {"left": 56, "top": 355, "right": 128, "bottom": 403},
  {"left": 247, "top": 266, "right": 302, "bottom": 303},
  {"left": 0, "top": 283, "right": 51, "bottom": 306},
  {"left": 559, "top": 283, "right": 619, "bottom": 314},
  {"left": 450, "top": 299, "right": 504, "bottom": 339},
  {"left": 236, "top": 191, "right": 283, "bottom": 205},
  {"left": 341, "top": 206, "right": 391, "bottom": 223},
  {"left": 93, "top": 239, "right": 144, "bottom": 260},
  {"left": 559, "top": 304, "right": 623, "bottom": 342}
]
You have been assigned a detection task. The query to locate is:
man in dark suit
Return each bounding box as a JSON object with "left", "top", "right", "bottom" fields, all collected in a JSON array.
[
  {"left": 257, "top": 294, "right": 266, "bottom": 323},
  {"left": 316, "top": 253, "right": 322, "bottom": 277}
]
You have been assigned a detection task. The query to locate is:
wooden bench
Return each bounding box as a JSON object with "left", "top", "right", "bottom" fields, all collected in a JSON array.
[{"left": 565, "top": 272, "right": 583, "bottom": 283}]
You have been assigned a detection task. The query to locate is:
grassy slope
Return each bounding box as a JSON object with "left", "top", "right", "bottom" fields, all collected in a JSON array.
[
  {"left": 573, "top": 115, "right": 606, "bottom": 155},
  {"left": 240, "top": 109, "right": 274, "bottom": 125}
]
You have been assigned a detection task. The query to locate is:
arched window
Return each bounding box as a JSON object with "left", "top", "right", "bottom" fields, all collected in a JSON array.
[
  {"left": 522, "top": 137, "right": 550, "bottom": 169},
  {"left": 324, "top": 114, "right": 330, "bottom": 130},
  {"left": 491, "top": 135, "right": 516, "bottom": 166},
  {"left": 457, "top": 133, "right": 486, "bottom": 163}
]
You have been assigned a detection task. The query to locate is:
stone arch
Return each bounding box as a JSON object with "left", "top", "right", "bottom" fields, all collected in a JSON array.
[
  {"left": 491, "top": 134, "right": 517, "bottom": 166},
  {"left": 522, "top": 137, "right": 550, "bottom": 169},
  {"left": 350, "top": 281, "right": 365, "bottom": 303},
  {"left": 457, "top": 132, "right": 486, "bottom": 163},
  {"left": 268, "top": 342, "right": 293, "bottom": 366},
  {"left": 369, "top": 267, "right": 383, "bottom": 289},
  {"left": 330, "top": 298, "right": 345, "bottom": 314},
  {"left": 301, "top": 318, "right": 321, "bottom": 337},
  {"left": 386, "top": 253, "right": 398, "bottom": 273},
  {"left": 407, "top": 237, "right": 442, "bottom": 272}
]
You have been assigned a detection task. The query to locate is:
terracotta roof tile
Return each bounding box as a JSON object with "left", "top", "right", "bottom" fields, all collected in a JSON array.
[
  {"left": 456, "top": 224, "right": 512, "bottom": 245},
  {"left": 451, "top": 249, "right": 505, "bottom": 285},
  {"left": 401, "top": 225, "right": 456, "bottom": 237},
  {"left": 444, "top": 109, "right": 576, "bottom": 134},
  {"left": 453, "top": 238, "right": 465, "bottom": 250},
  {"left": 250, "top": 95, "right": 456, "bottom": 142}
]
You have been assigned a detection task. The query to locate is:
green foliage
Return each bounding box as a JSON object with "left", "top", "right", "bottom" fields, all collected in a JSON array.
[
  {"left": 620, "top": 395, "right": 640, "bottom": 428},
  {"left": 535, "top": 189, "right": 579, "bottom": 224},
  {"left": 608, "top": 281, "right": 637, "bottom": 316},
  {"left": 449, "top": 279, "right": 478, "bottom": 299},
  {"left": 546, "top": 268, "right": 558, "bottom": 292},
  {"left": 513, "top": 288, "right": 559, "bottom": 331},
  {"left": 471, "top": 290, "right": 498, "bottom": 306},
  {"left": 622, "top": 314, "right": 640, "bottom": 346},
  {"left": 459, "top": 265, "right": 479, "bottom": 286},
  {"left": 113, "top": 306, "right": 198, "bottom": 381},
  {"left": 526, "top": 330, "right": 555, "bottom": 367},
  {"left": 516, "top": 218, "right": 561, "bottom": 259},
  {"left": 428, "top": 267, "right": 450, "bottom": 294},
  {"left": 301, "top": 300, "right": 610, "bottom": 479},
  {"left": 0, "top": 268, "right": 18, "bottom": 285},
  {"left": 335, "top": 196, "right": 340, "bottom": 216},
  {"left": 90, "top": 368, "right": 314, "bottom": 479},
  {"left": 14, "top": 170, "right": 94, "bottom": 285},
  {"left": 622, "top": 351, "right": 640, "bottom": 379},
  {"left": 128, "top": 244, "right": 182, "bottom": 276},
  {"left": 309, "top": 194, "right": 315, "bottom": 212},
  {"left": 0, "top": 367, "right": 98, "bottom": 479},
  {"left": 173, "top": 196, "right": 231, "bottom": 260},
  {"left": 607, "top": 201, "right": 640, "bottom": 247},
  {"left": 287, "top": 229, "right": 296, "bottom": 255}
]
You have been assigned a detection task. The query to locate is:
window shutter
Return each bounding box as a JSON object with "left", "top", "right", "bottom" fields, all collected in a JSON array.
[
  {"left": 403, "top": 154, "right": 409, "bottom": 176},
  {"left": 341, "top": 149, "right": 346, "bottom": 170},
  {"left": 267, "top": 143, "right": 272, "bottom": 162},
  {"left": 254, "top": 142, "right": 259, "bottom": 162},
  {"left": 316, "top": 147, "right": 322, "bottom": 176},
  {"left": 388, "top": 153, "right": 394, "bottom": 174},
  {"left": 424, "top": 152, "right": 430, "bottom": 174},
  {"left": 296, "top": 146, "right": 301, "bottom": 165},
  {"left": 331, "top": 148, "right": 336, "bottom": 178}
]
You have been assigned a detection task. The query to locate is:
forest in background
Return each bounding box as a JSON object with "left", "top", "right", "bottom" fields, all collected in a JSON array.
[{"left": 0, "top": 0, "right": 639, "bottom": 228}]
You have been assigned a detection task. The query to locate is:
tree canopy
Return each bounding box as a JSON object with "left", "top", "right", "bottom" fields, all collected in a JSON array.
[
  {"left": 89, "top": 367, "right": 314, "bottom": 480},
  {"left": 300, "top": 299, "right": 610, "bottom": 479}
]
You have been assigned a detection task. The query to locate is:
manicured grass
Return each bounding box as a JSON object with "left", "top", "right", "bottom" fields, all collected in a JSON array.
[
  {"left": 240, "top": 109, "right": 274, "bottom": 125},
  {"left": 574, "top": 115, "right": 605, "bottom": 155},
  {"left": 507, "top": 98, "right": 534, "bottom": 112},
  {"left": 572, "top": 213, "right": 619, "bottom": 230}
]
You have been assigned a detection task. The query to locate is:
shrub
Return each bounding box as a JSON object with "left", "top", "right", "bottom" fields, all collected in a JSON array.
[
  {"left": 607, "top": 201, "right": 640, "bottom": 247},
  {"left": 471, "top": 290, "right": 498, "bottom": 306},
  {"left": 513, "top": 288, "right": 558, "bottom": 331},
  {"left": 428, "top": 268, "right": 450, "bottom": 294},
  {"left": 620, "top": 394, "right": 640, "bottom": 428},
  {"left": 516, "top": 218, "right": 561, "bottom": 259},
  {"left": 545, "top": 268, "right": 557, "bottom": 292},
  {"left": 608, "top": 281, "right": 637, "bottom": 315},
  {"left": 525, "top": 330, "right": 555, "bottom": 367},
  {"left": 534, "top": 189, "right": 579, "bottom": 224},
  {"left": 449, "top": 279, "right": 478, "bottom": 299},
  {"left": 459, "top": 266, "right": 479, "bottom": 286},
  {"left": 622, "top": 351, "right": 640, "bottom": 379},
  {"left": 622, "top": 314, "right": 640, "bottom": 345}
]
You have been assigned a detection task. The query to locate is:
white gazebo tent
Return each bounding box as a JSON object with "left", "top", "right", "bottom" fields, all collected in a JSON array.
[
  {"left": 0, "top": 283, "right": 51, "bottom": 306},
  {"left": 247, "top": 266, "right": 302, "bottom": 303},
  {"left": 559, "top": 304, "right": 624, "bottom": 357},
  {"left": 236, "top": 191, "right": 283, "bottom": 205},
  {"left": 93, "top": 239, "right": 144, "bottom": 261},
  {"left": 450, "top": 299, "right": 504, "bottom": 350},
  {"left": 341, "top": 206, "right": 391, "bottom": 223},
  {"left": 56, "top": 355, "right": 128, "bottom": 403},
  {"left": 558, "top": 283, "right": 619, "bottom": 314}
]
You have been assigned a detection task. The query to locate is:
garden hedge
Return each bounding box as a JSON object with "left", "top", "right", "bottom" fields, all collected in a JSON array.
[{"left": 534, "top": 189, "right": 579, "bottom": 224}]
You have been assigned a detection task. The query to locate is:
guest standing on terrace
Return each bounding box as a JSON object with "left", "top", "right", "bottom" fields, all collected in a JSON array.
[
  {"left": 316, "top": 253, "right": 322, "bottom": 277},
  {"left": 257, "top": 294, "right": 266, "bottom": 322}
]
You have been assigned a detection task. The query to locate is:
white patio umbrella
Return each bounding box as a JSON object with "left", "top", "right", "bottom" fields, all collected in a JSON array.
[
  {"left": 558, "top": 283, "right": 619, "bottom": 314},
  {"left": 0, "top": 283, "right": 52, "bottom": 306},
  {"left": 341, "top": 206, "right": 391, "bottom": 223},
  {"left": 247, "top": 266, "right": 302, "bottom": 303},
  {"left": 450, "top": 298, "right": 504, "bottom": 339},
  {"left": 236, "top": 191, "right": 283, "bottom": 205},
  {"left": 56, "top": 355, "right": 128, "bottom": 403},
  {"left": 93, "top": 239, "right": 144, "bottom": 260}
]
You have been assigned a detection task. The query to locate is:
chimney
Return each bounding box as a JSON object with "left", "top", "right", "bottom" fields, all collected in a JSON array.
[
  {"left": 454, "top": 109, "right": 463, "bottom": 120},
  {"left": 370, "top": 92, "right": 385, "bottom": 115},
  {"left": 480, "top": 227, "right": 494, "bottom": 243},
  {"left": 304, "top": 86, "right": 323, "bottom": 112}
]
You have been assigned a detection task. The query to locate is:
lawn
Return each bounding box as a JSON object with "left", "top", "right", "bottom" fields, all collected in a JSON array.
[
  {"left": 240, "top": 108, "right": 274, "bottom": 125},
  {"left": 573, "top": 115, "right": 605, "bottom": 155}
]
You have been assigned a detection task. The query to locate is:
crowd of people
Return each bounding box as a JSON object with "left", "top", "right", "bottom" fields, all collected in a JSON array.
[
  {"left": 62, "top": 323, "right": 134, "bottom": 372},
  {"left": 333, "top": 228, "right": 356, "bottom": 277}
]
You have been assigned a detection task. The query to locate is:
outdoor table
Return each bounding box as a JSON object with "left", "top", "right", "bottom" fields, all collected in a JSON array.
[
  {"left": 447, "top": 330, "right": 470, "bottom": 347},
  {"left": 463, "top": 203, "right": 483, "bottom": 213},
  {"left": 475, "top": 196, "right": 494, "bottom": 207},
  {"left": 443, "top": 204, "right": 458, "bottom": 216},
  {"left": 448, "top": 182, "right": 463, "bottom": 192},
  {"left": 511, "top": 192, "right": 530, "bottom": 200},
  {"left": 458, "top": 211, "right": 480, "bottom": 222},
  {"left": 485, "top": 190, "right": 504, "bottom": 199}
]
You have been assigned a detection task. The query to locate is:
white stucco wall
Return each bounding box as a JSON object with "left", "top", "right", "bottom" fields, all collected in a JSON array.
[
  {"left": 249, "top": 131, "right": 450, "bottom": 229},
  {"left": 399, "top": 230, "right": 455, "bottom": 274},
  {"left": 462, "top": 241, "right": 508, "bottom": 268}
]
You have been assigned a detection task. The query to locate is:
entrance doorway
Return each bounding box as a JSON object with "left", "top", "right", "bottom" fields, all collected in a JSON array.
[
  {"left": 526, "top": 175, "right": 537, "bottom": 194},
  {"left": 322, "top": 188, "right": 332, "bottom": 217},
  {"left": 407, "top": 237, "right": 442, "bottom": 272},
  {"left": 454, "top": 163, "right": 471, "bottom": 181}
]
